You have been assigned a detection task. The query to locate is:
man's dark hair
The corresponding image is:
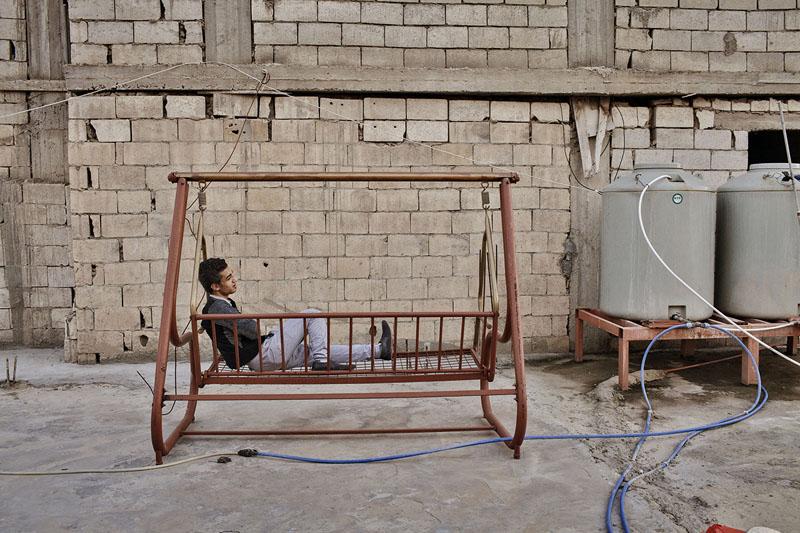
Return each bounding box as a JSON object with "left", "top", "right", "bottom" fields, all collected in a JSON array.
[{"left": 198, "top": 257, "right": 228, "bottom": 293}]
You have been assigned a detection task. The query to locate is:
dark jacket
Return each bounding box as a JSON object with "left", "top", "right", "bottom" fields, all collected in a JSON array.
[{"left": 200, "top": 296, "right": 267, "bottom": 369}]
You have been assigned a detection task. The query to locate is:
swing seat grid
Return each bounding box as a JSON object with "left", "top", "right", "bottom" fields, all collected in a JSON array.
[{"left": 151, "top": 172, "right": 528, "bottom": 464}]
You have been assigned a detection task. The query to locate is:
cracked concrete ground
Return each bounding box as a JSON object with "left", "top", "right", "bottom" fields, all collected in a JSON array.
[{"left": 0, "top": 345, "right": 798, "bottom": 532}]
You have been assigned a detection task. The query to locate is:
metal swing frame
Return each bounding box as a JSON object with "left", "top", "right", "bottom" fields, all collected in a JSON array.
[{"left": 151, "top": 172, "right": 527, "bottom": 464}]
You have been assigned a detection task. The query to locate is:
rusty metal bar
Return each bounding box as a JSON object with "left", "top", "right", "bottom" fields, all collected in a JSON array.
[
  {"left": 183, "top": 426, "right": 496, "bottom": 436},
  {"left": 167, "top": 388, "right": 517, "bottom": 401},
  {"left": 169, "top": 171, "right": 519, "bottom": 184}
]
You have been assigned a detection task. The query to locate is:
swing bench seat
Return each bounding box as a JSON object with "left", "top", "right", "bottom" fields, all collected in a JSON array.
[{"left": 151, "top": 172, "right": 528, "bottom": 464}]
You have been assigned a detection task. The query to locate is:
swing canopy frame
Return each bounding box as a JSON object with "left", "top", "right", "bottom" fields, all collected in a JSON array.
[{"left": 151, "top": 172, "right": 527, "bottom": 464}]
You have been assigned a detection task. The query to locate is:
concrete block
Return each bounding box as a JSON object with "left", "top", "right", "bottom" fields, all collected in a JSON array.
[
  {"left": 318, "top": 1, "right": 359, "bottom": 22},
  {"left": 157, "top": 44, "right": 203, "bottom": 64},
  {"left": 385, "top": 26, "right": 426, "bottom": 48},
  {"left": 121, "top": 237, "right": 169, "bottom": 261},
  {"left": 318, "top": 46, "right": 361, "bottom": 66},
  {"left": 101, "top": 214, "right": 148, "bottom": 237},
  {"left": 298, "top": 23, "right": 341, "bottom": 45},
  {"left": 733, "top": 130, "right": 748, "bottom": 150},
  {"left": 349, "top": 144, "right": 391, "bottom": 166},
  {"left": 117, "top": 190, "right": 152, "bottom": 213},
  {"left": 652, "top": 29, "right": 691, "bottom": 50},
  {"left": 491, "top": 101, "right": 530, "bottom": 122},
  {"left": 131, "top": 119, "right": 178, "bottom": 141},
  {"left": 513, "top": 145, "right": 552, "bottom": 165},
  {"left": 370, "top": 212, "right": 410, "bottom": 234},
  {"left": 509, "top": 28, "right": 549, "bottom": 49},
  {"left": 275, "top": 96, "right": 320, "bottom": 119},
  {"left": 655, "top": 128, "right": 694, "bottom": 148},
  {"left": 169, "top": 142, "right": 217, "bottom": 165},
  {"left": 719, "top": 0, "right": 756, "bottom": 7},
  {"left": 670, "top": 9, "right": 709, "bottom": 30},
  {"left": 694, "top": 130, "right": 731, "bottom": 149},
  {"left": 786, "top": 53, "right": 800, "bottom": 72},
  {"left": 410, "top": 212, "right": 451, "bottom": 234},
  {"left": 735, "top": 32, "right": 767, "bottom": 52},
  {"left": 696, "top": 109, "right": 715, "bottom": 129},
  {"left": 388, "top": 143, "right": 432, "bottom": 167},
  {"left": 68, "top": 143, "right": 116, "bottom": 166},
  {"left": 361, "top": 3, "right": 402, "bottom": 24},
  {"left": 468, "top": 27, "right": 509, "bottom": 49},
  {"left": 446, "top": 5, "right": 487, "bottom": 26},
  {"left": 428, "top": 235, "right": 469, "bottom": 257},
  {"left": 213, "top": 94, "right": 259, "bottom": 118},
  {"left": 364, "top": 98, "right": 406, "bottom": 120},
  {"left": 404, "top": 49, "right": 445, "bottom": 68},
  {"left": 474, "top": 144, "right": 512, "bottom": 165},
  {"left": 488, "top": 5, "right": 528, "bottom": 26},
  {"left": 98, "top": 165, "right": 146, "bottom": 189},
  {"left": 709, "top": 10, "right": 746, "bottom": 31},
  {"left": 427, "top": 27, "right": 467, "bottom": 48},
  {"left": 654, "top": 106, "right": 694, "bottom": 127},
  {"left": 617, "top": 28, "right": 653, "bottom": 49},
  {"left": 90, "top": 120, "right": 130, "bottom": 142},
  {"left": 183, "top": 21, "right": 204, "bottom": 43},
  {"left": 364, "top": 120, "right": 406, "bottom": 142},
  {"left": 344, "top": 234, "right": 387, "bottom": 256},
  {"left": 111, "top": 44, "right": 157, "bottom": 65},
  {"left": 178, "top": 119, "right": 223, "bottom": 141},
  {"left": 362, "top": 47, "right": 404, "bottom": 67},
  {"left": 632, "top": 50, "right": 671, "bottom": 69},
  {"left": 88, "top": 22, "right": 134, "bottom": 44},
  {"left": 768, "top": 32, "right": 800, "bottom": 52},
  {"left": 692, "top": 31, "right": 726, "bottom": 52},
  {"left": 256, "top": 235, "right": 301, "bottom": 258},
  {"left": 121, "top": 282, "right": 165, "bottom": 306},
  {"left": 23, "top": 183, "right": 66, "bottom": 205},
  {"left": 757, "top": 0, "right": 795, "bottom": 8},
  {"left": 71, "top": 21, "right": 89, "bottom": 43},
  {"left": 449, "top": 122, "right": 490, "bottom": 144},
  {"left": 710, "top": 150, "right": 747, "bottom": 170},
  {"left": 404, "top": 4, "right": 445, "bottom": 25},
  {"left": 260, "top": 142, "right": 305, "bottom": 165},
  {"left": 72, "top": 239, "right": 119, "bottom": 264},
  {"left": 67, "top": 0, "right": 114, "bottom": 19},
  {"left": 531, "top": 123, "right": 568, "bottom": 145},
  {"left": 68, "top": 97, "right": 115, "bottom": 119},
  {"left": 633, "top": 148, "right": 675, "bottom": 164},
  {"left": 746, "top": 52, "right": 783, "bottom": 71},
  {"left": 630, "top": 7, "right": 670, "bottom": 29},
  {"left": 342, "top": 279, "right": 385, "bottom": 301},
  {"left": 242, "top": 212, "right": 282, "bottom": 234},
  {"left": 490, "top": 123, "right": 529, "bottom": 144},
  {"left": 320, "top": 98, "right": 363, "bottom": 121},
  {"left": 122, "top": 142, "right": 169, "bottom": 165},
  {"left": 449, "top": 100, "right": 489, "bottom": 122},
  {"left": 70, "top": 44, "right": 108, "bottom": 65},
  {"left": 527, "top": 49, "right": 568, "bottom": 68},
  {"left": 274, "top": 0, "right": 317, "bottom": 22},
  {"left": 709, "top": 51, "right": 747, "bottom": 72},
  {"left": 673, "top": 146, "right": 712, "bottom": 170},
  {"left": 527, "top": 6, "right": 568, "bottom": 27},
  {"left": 271, "top": 120, "right": 316, "bottom": 142},
  {"left": 251, "top": 0, "right": 274, "bottom": 21},
  {"left": 612, "top": 128, "right": 650, "bottom": 149},
  {"left": 75, "top": 285, "right": 122, "bottom": 309},
  {"left": 406, "top": 121, "right": 448, "bottom": 142},
  {"left": 487, "top": 50, "right": 528, "bottom": 68},
  {"left": 418, "top": 189, "right": 460, "bottom": 212},
  {"left": 94, "top": 307, "right": 141, "bottom": 330},
  {"left": 342, "top": 24, "right": 384, "bottom": 46},
  {"left": 116, "top": 96, "right": 163, "bottom": 119},
  {"left": 163, "top": 0, "right": 203, "bottom": 20},
  {"left": 116, "top": 0, "right": 161, "bottom": 20},
  {"left": 376, "top": 189, "right": 418, "bottom": 212}
]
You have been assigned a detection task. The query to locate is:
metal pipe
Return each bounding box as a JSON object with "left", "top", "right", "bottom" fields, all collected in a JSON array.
[{"left": 169, "top": 171, "right": 519, "bottom": 183}]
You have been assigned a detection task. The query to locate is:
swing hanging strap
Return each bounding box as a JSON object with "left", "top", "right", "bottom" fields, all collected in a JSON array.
[{"left": 190, "top": 183, "right": 208, "bottom": 318}]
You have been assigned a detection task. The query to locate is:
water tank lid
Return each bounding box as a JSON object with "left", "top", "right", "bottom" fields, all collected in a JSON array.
[
  {"left": 603, "top": 163, "right": 714, "bottom": 193},
  {"left": 718, "top": 163, "right": 800, "bottom": 192}
]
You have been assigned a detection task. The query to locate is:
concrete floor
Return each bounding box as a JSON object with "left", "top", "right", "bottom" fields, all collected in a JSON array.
[{"left": 0, "top": 345, "right": 798, "bottom": 533}]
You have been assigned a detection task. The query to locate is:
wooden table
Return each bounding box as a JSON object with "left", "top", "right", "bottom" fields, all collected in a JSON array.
[{"left": 574, "top": 308, "right": 800, "bottom": 389}]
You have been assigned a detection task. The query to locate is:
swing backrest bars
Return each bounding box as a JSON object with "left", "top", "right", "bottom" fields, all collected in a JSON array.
[{"left": 151, "top": 172, "right": 527, "bottom": 464}]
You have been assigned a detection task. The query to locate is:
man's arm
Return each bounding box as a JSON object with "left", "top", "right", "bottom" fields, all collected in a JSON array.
[{"left": 207, "top": 299, "right": 260, "bottom": 340}]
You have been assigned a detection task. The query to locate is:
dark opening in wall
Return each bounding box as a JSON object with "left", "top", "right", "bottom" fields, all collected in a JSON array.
[{"left": 748, "top": 130, "right": 800, "bottom": 166}]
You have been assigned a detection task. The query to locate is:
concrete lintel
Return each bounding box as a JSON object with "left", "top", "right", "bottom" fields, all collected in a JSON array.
[
  {"left": 62, "top": 64, "right": 800, "bottom": 97},
  {"left": 0, "top": 79, "right": 66, "bottom": 92},
  {"left": 714, "top": 111, "right": 800, "bottom": 131}
]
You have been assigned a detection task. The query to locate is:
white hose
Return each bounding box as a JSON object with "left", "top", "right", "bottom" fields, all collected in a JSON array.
[
  {"left": 0, "top": 452, "right": 237, "bottom": 476},
  {"left": 638, "top": 175, "right": 800, "bottom": 369}
]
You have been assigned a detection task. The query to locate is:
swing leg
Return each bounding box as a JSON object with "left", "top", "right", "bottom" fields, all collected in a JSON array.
[{"left": 480, "top": 378, "right": 524, "bottom": 459}]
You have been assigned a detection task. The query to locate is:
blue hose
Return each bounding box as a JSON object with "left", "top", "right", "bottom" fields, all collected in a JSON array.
[
  {"left": 249, "top": 323, "right": 766, "bottom": 532},
  {"left": 605, "top": 323, "right": 765, "bottom": 533}
]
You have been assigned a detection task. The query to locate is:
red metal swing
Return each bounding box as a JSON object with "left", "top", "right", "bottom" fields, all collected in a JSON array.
[{"left": 150, "top": 172, "right": 527, "bottom": 464}]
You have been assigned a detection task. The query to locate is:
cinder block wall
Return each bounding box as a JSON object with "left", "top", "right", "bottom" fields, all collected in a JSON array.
[
  {"left": 616, "top": 0, "right": 800, "bottom": 72},
  {"left": 66, "top": 93, "right": 573, "bottom": 360},
  {"left": 2, "top": 0, "right": 799, "bottom": 360}
]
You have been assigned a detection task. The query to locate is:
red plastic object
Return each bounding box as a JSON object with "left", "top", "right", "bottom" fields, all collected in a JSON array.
[{"left": 705, "top": 525, "right": 746, "bottom": 533}]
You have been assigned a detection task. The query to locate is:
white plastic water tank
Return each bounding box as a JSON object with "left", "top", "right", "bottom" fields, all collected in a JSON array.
[
  {"left": 715, "top": 163, "right": 800, "bottom": 319},
  {"left": 599, "top": 163, "right": 716, "bottom": 321}
]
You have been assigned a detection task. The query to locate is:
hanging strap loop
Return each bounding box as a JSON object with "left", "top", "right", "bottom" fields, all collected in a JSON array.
[{"left": 190, "top": 182, "right": 208, "bottom": 318}]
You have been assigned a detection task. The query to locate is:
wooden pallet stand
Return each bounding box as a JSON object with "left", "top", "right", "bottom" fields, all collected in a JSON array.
[{"left": 574, "top": 308, "right": 800, "bottom": 390}]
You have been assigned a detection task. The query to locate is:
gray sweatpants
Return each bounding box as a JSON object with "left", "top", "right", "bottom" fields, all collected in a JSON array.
[{"left": 248, "top": 309, "right": 380, "bottom": 371}]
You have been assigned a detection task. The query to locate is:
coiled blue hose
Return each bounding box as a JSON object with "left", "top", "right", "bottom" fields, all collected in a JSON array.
[
  {"left": 252, "top": 323, "right": 766, "bottom": 532},
  {"left": 605, "top": 323, "right": 765, "bottom": 533}
]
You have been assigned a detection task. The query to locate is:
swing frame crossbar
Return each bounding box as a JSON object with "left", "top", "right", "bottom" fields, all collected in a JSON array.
[{"left": 151, "top": 172, "right": 527, "bottom": 464}]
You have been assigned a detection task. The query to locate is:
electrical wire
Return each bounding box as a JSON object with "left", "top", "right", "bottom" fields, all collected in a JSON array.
[{"left": 637, "top": 175, "right": 800, "bottom": 369}]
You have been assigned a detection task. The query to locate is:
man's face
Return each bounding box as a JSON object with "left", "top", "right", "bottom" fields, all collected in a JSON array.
[{"left": 212, "top": 266, "right": 237, "bottom": 297}]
